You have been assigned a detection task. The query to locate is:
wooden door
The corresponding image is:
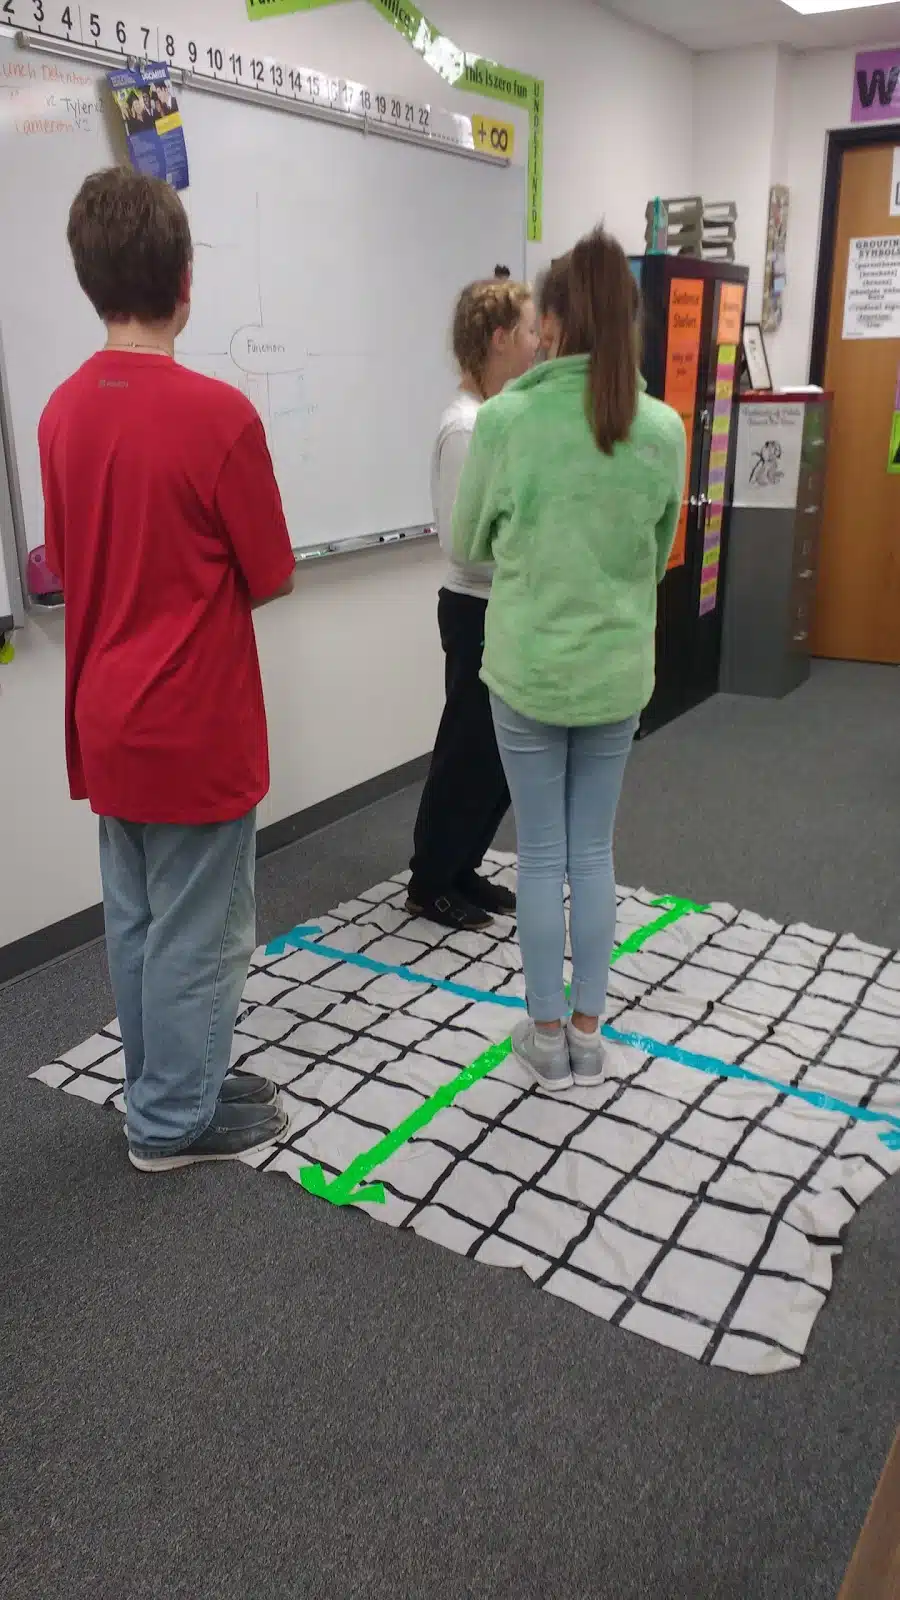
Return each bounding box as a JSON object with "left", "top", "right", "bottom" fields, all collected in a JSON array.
[{"left": 814, "top": 144, "right": 900, "bottom": 662}]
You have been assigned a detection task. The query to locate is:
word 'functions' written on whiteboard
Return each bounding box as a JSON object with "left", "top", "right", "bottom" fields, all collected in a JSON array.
[{"left": 0, "top": 0, "right": 497, "bottom": 159}]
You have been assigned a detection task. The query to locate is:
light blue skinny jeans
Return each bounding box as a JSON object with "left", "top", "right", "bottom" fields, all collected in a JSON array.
[
  {"left": 98, "top": 811, "right": 257, "bottom": 1154},
  {"left": 490, "top": 697, "right": 637, "bottom": 1022}
]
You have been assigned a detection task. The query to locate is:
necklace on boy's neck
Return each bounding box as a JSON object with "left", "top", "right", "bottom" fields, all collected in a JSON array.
[{"left": 104, "top": 340, "right": 174, "bottom": 356}]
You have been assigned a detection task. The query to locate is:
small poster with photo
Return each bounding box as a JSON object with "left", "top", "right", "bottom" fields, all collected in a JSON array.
[
  {"left": 762, "top": 185, "right": 789, "bottom": 334},
  {"left": 108, "top": 63, "right": 189, "bottom": 191},
  {"left": 733, "top": 401, "right": 805, "bottom": 509}
]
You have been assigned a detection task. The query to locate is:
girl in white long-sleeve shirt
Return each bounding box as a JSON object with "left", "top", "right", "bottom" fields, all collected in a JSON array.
[{"left": 408, "top": 278, "right": 539, "bottom": 930}]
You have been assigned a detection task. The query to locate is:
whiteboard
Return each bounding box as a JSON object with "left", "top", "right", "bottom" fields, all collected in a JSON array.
[{"left": 0, "top": 30, "right": 525, "bottom": 558}]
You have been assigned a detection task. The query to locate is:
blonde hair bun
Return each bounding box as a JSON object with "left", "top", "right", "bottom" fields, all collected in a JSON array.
[{"left": 452, "top": 279, "right": 531, "bottom": 385}]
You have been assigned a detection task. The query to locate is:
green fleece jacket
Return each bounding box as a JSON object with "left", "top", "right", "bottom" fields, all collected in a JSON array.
[{"left": 452, "top": 356, "right": 686, "bottom": 726}]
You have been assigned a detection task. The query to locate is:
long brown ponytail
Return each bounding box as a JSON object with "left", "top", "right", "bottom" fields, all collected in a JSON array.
[{"left": 558, "top": 227, "right": 639, "bottom": 455}]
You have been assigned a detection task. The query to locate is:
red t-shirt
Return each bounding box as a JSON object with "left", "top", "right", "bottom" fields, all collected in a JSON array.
[{"left": 39, "top": 351, "right": 296, "bottom": 824}]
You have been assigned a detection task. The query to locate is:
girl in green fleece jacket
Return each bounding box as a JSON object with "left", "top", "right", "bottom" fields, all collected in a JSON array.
[{"left": 452, "top": 227, "right": 686, "bottom": 1094}]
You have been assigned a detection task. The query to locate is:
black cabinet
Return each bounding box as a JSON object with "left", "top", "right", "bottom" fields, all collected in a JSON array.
[{"left": 629, "top": 254, "right": 749, "bottom": 734}]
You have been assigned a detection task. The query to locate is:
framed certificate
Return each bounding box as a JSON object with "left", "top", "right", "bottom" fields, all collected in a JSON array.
[{"left": 743, "top": 322, "right": 773, "bottom": 391}]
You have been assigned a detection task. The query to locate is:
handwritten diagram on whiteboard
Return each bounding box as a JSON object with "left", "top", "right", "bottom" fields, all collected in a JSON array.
[{"left": 173, "top": 91, "right": 526, "bottom": 552}]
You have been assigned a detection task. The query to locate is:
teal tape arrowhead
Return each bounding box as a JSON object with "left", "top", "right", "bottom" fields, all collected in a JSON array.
[{"left": 266, "top": 925, "right": 322, "bottom": 957}]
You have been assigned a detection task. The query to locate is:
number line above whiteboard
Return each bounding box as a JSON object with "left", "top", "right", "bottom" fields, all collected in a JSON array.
[{"left": 2, "top": 5, "right": 511, "bottom": 167}]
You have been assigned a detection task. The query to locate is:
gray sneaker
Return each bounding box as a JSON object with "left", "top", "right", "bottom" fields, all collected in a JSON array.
[
  {"left": 567, "top": 1023, "right": 606, "bottom": 1087},
  {"left": 511, "top": 1018, "right": 572, "bottom": 1093},
  {"left": 129, "top": 1099, "right": 288, "bottom": 1173}
]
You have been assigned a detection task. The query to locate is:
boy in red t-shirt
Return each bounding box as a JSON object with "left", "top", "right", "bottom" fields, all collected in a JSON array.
[{"left": 39, "top": 168, "right": 297, "bottom": 1172}]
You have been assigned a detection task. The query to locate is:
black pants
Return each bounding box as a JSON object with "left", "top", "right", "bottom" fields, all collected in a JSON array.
[{"left": 409, "top": 589, "right": 510, "bottom": 900}]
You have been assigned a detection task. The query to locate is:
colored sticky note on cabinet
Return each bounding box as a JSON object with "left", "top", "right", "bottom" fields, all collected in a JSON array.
[
  {"left": 718, "top": 289, "right": 745, "bottom": 346},
  {"left": 710, "top": 450, "right": 728, "bottom": 470}
]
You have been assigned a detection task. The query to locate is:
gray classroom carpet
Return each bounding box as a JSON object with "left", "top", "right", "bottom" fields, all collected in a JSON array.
[{"left": 2, "top": 660, "right": 898, "bottom": 1600}]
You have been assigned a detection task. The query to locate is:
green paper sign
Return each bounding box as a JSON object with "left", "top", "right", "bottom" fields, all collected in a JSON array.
[
  {"left": 246, "top": 0, "right": 544, "bottom": 240},
  {"left": 890, "top": 412, "right": 900, "bottom": 475}
]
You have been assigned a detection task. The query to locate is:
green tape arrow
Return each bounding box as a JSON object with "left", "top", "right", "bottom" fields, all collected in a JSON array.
[
  {"left": 299, "top": 1036, "right": 514, "bottom": 1206},
  {"left": 299, "top": 895, "right": 706, "bottom": 1206}
]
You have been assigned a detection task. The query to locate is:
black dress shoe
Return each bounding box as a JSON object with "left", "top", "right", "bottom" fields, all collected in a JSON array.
[
  {"left": 405, "top": 888, "right": 493, "bottom": 931},
  {"left": 129, "top": 1101, "right": 288, "bottom": 1172},
  {"left": 458, "top": 872, "right": 516, "bottom": 916},
  {"left": 221, "top": 1072, "right": 278, "bottom": 1107}
]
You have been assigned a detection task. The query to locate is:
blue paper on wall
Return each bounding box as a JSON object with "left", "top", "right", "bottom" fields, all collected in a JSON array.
[{"left": 108, "top": 63, "right": 189, "bottom": 190}]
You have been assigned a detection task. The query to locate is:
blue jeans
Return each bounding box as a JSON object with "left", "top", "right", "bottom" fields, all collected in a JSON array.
[
  {"left": 490, "top": 697, "right": 637, "bottom": 1022},
  {"left": 98, "top": 811, "right": 257, "bottom": 1154}
]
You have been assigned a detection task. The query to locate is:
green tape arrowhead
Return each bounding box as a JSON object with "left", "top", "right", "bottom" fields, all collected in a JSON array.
[
  {"left": 299, "top": 1163, "right": 386, "bottom": 1207},
  {"left": 651, "top": 895, "right": 709, "bottom": 913}
]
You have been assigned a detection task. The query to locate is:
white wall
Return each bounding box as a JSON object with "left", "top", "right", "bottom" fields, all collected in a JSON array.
[
  {"left": 0, "top": 0, "right": 695, "bottom": 950},
  {"left": 692, "top": 47, "right": 782, "bottom": 323},
  {"left": 768, "top": 47, "right": 861, "bottom": 388},
  {"left": 694, "top": 44, "right": 900, "bottom": 389}
]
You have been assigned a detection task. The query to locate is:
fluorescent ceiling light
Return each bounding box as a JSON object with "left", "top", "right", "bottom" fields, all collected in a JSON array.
[{"left": 784, "top": 0, "right": 899, "bottom": 13}]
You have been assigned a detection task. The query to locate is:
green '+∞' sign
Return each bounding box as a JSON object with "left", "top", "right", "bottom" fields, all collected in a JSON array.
[{"left": 246, "top": 0, "right": 544, "bottom": 241}]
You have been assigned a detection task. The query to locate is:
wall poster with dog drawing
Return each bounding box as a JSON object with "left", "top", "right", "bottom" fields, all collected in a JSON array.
[{"left": 733, "top": 401, "right": 805, "bottom": 511}]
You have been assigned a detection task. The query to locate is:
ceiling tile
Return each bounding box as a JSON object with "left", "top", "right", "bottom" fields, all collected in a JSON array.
[{"left": 600, "top": 0, "right": 900, "bottom": 52}]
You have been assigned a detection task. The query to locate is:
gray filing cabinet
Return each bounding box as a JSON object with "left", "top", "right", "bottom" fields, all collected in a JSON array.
[{"left": 720, "top": 391, "right": 831, "bottom": 698}]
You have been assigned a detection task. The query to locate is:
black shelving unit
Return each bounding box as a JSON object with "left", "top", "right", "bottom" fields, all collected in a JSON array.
[{"left": 630, "top": 254, "right": 749, "bottom": 734}]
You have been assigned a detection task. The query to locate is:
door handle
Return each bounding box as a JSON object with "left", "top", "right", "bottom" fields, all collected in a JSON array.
[{"left": 689, "top": 494, "right": 709, "bottom": 509}]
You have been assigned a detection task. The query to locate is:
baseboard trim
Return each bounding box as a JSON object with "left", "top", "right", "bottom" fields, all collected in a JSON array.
[
  {"left": 257, "top": 753, "right": 429, "bottom": 860},
  {"left": 0, "top": 902, "right": 108, "bottom": 987},
  {"left": 0, "top": 754, "right": 430, "bottom": 988}
]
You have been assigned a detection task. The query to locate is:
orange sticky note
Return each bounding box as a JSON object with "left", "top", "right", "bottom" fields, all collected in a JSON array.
[
  {"left": 663, "top": 280, "right": 704, "bottom": 572},
  {"left": 718, "top": 283, "right": 745, "bottom": 346}
]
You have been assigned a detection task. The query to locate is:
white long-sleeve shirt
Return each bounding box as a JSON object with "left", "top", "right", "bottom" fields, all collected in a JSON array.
[{"left": 430, "top": 390, "right": 493, "bottom": 601}]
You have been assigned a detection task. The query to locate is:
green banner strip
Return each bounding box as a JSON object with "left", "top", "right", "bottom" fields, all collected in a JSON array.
[
  {"left": 299, "top": 895, "right": 706, "bottom": 1206},
  {"left": 246, "top": 0, "right": 544, "bottom": 240},
  {"left": 246, "top": 1, "right": 348, "bottom": 13}
]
